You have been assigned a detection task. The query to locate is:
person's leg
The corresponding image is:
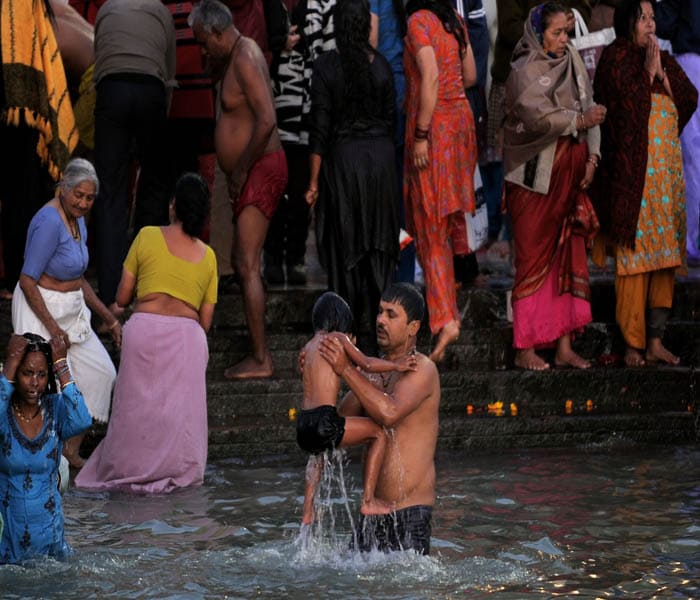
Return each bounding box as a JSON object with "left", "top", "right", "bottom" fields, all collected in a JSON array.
[
  {"left": 615, "top": 271, "right": 649, "bottom": 366},
  {"left": 301, "top": 454, "right": 323, "bottom": 525},
  {"left": 339, "top": 416, "right": 393, "bottom": 516},
  {"left": 283, "top": 145, "right": 311, "bottom": 284},
  {"left": 224, "top": 205, "right": 273, "bottom": 379},
  {"left": 555, "top": 333, "right": 592, "bottom": 369},
  {"left": 645, "top": 268, "right": 679, "bottom": 364},
  {"left": 481, "top": 161, "right": 504, "bottom": 242},
  {"left": 414, "top": 214, "right": 460, "bottom": 362},
  {"left": 93, "top": 79, "right": 133, "bottom": 307},
  {"left": 133, "top": 81, "right": 171, "bottom": 231},
  {"left": 210, "top": 162, "right": 236, "bottom": 278}
]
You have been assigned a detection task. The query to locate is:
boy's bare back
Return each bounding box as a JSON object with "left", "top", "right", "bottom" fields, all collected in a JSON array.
[{"left": 301, "top": 333, "right": 342, "bottom": 410}]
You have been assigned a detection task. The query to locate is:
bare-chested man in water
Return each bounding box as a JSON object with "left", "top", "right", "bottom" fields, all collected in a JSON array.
[
  {"left": 190, "top": 0, "right": 287, "bottom": 379},
  {"left": 319, "top": 283, "right": 440, "bottom": 555}
]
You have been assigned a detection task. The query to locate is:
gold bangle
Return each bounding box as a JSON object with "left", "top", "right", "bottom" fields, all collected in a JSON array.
[
  {"left": 109, "top": 321, "right": 120, "bottom": 330},
  {"left": 53, "top": 357, "right": 67, "bottom": 366}
]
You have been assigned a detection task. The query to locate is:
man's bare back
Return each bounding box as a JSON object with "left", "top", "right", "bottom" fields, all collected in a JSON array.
[{"left": 301, "top": 333, "right": 343, "bottom": 411}]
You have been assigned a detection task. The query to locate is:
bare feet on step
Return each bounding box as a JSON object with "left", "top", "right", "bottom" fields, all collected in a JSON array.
[
  {"left": 645, "top": 338, "right": 680, "bottom": 365},
  {"left": 360, "top": 497, "right": 395, "bottom": 516},
  {"left": 224, "top": 354, "right": 274, "bottom": 380},
  {"left": 429, "top": 320, "right": 460, "bottom": 363},
  {"left": 514, "top": 348, "right": 550, "bottom": 371},
  {"left": 554, "top": 348, "right": 592, "bottom": 369},
  {"left": 624, "top": 347, "right": 646, "bottom": 367}
]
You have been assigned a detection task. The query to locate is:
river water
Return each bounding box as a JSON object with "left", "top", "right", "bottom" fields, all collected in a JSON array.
[{"left": 1, "top": 444, "right": 698, "bottom": 599}]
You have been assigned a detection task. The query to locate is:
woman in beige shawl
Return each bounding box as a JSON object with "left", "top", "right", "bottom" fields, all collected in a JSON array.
[{"left": 504, "top": 2, "right": 606, "bottom": 370}]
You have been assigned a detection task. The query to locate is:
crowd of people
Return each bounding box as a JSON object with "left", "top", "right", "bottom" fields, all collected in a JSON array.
[{"left": 0, "top": 0, "right": 698, "bottom": 564}]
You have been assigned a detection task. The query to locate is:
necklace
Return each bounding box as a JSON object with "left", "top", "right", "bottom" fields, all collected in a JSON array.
[
  {"left": 13, "top": 400, "right": 42, "bottom": 424},
  {"left": 58, "top": 196, "right": 80, "bottom": 240}
]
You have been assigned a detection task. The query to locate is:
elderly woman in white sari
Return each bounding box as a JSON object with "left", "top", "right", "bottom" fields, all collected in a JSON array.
[{"left": 12, "top": 158, "right": 118, "bottom": 468}]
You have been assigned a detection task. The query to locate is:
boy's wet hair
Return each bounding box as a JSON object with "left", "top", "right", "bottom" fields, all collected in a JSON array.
[
  {"left": 312, "top": 292, "right": 353, "bottom": 334},
  {"left": 381, "top": 283, "right": 425, "bottom": 323}
]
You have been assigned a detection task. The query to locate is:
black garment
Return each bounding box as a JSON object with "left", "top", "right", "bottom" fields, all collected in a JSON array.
[
  {"left": 0, "top": 124, "right": 54, "bottom": 290},
  {"left": 264, "top": 143, "right": 311, "bottom": 269},
  {"left": 355, "top": 505, "right": 433, "bottom": 555},
  {"left": 93, "top": 75, "right": 171, "bottom": 305},
  {"left": 309, "top": 51, "right": 400, "bottom": 329},
  {"left": 655, "top": 0, "right": 700, "bottom": 55},
  {"left": 296, "top": 405, "right": 346, "bottom": 454}
]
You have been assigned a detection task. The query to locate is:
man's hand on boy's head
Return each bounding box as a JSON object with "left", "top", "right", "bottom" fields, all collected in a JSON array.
[{"left": 319, "top": 336, "right": 350, "bottom": 375}]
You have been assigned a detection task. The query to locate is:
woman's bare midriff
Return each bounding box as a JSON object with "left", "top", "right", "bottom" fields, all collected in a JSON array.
[
  {"left": 38, "top": 273, "right": 82, "bottom": 292},
  {"left": 133, "top": 293, "right": 200, "bottom": 322}
]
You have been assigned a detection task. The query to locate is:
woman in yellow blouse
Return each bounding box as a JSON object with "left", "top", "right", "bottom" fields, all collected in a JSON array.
[{"left": 76, "top": 173, "right": 217, "bottom": 493}]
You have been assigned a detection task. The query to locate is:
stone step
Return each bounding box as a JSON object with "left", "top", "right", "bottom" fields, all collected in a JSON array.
[
  {"left": 205, "top": 411, "right": 696, "bottom": 459},
  {"left": 208, "top": 271, "right": 700, "bottom": 330},
  {"left": 204, "top": 366, "right": 696, "bottom": 419},
  {"left": 204, "top": 320, "right": 700, "bottom": 373}
]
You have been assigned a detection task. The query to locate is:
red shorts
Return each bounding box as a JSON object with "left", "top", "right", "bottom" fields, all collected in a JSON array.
[{"left": 234, "top": 149, "right": 288, "bottom": 221}]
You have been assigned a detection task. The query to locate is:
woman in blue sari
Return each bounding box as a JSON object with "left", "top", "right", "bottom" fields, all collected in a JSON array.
[{"left": 0, "top": 333, "right": 91, "bottom": 564}]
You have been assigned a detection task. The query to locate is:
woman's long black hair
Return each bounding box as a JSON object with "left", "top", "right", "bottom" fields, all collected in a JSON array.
[
  {"left": 334, "top": 0, "right": 377, "bottom": 122},
  {"left": 405, "top": 0, "right": 467, "bottom": 56}
]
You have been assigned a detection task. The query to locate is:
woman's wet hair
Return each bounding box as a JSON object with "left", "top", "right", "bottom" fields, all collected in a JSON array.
[
  {"left": 312, "top": 292, "right": 354, "bottom": 334},
  {"left": 613, "top": 0, "right": 646, "bottom": 40},
  {"left": 334, "top": 0, "right": 377, "bottom": 124},
  {"left": 381, "top": 283, "right": 425, "bottom": 324},
  {"left": 60, "top": 157, "right": 99, "bottom": 195},
  {"left": 17, "top": 332, "right": 57, "bottom": 395},
  {"left": 173, "top": 172, "right": 211, "bottom": 237}
]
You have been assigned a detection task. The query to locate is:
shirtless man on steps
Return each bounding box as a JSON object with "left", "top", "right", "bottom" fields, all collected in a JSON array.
[{"left": 190, "top": 0, "right": 287, "bottom": 379}]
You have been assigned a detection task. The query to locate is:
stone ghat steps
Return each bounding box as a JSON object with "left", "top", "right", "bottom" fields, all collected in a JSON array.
[
  {"left": 206, "top": 412, "right": 695, "bottom": 460},
  {"left": 205, "top": 366, "right": 696, "bottom": 421},
  {"left": 209, "top": 272, "right": 700, "bottom": 330},
  {"left": 205, "top": 320, "right": 700, "bottom": 374},
  {"left": 201, "top": 361, "right": 697, "bottom": 456}
]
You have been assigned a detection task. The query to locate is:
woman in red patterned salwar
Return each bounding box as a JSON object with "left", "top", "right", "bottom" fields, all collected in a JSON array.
[{"left": 403, "top": 0, "right": 477, "bottom": 363}]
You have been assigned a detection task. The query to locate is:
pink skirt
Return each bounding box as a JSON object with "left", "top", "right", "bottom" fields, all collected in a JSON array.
[
  {"left": 76, "top": 313, "right": 209, "bottom": 494},
  {"left": 512, "top": 249, "right": 592, "bottom": 349}
]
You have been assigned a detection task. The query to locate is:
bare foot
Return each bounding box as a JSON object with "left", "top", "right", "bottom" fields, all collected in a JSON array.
[
  {"left": 514, "top": 348, "right": 550, "bottom": 371},
  {"left": 554, "top": 348, "right": 592, "bottom": 369},
  {"left": 224, "top": 354, "right": 274, "bottom": 380},
  {"left": 646, "top": 338, "right": 680, "bottom": 365},
  {"left": 429, "top": 320, "right": 460, "bottom": 363},
  {"left": 360, "top": 497, "right": 395, "bottom": 516},
  {"left": 624, "top": 347, "right": 646, "bottom": 367}
]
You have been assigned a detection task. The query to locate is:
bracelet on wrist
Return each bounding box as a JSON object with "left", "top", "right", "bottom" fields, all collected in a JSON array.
[
  {"left": 53, "top": 357, "right": 67, "bottom": 366},
  {"left": 109, "top": 320, "right": 120, "bottom": 330},
  {"left": 60, "top": 379, "right": 75, "bottom": 390}
]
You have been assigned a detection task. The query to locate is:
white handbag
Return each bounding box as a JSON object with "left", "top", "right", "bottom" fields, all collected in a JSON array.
[
  {"left": 466, "top": 166, "right": 488, "bottom": 253},
  {"left": 569, "top": 8, "right": 616, "bottom": 82}
]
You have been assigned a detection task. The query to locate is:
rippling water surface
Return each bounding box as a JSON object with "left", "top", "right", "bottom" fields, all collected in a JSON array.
[{"left": 1, "top": 445, "right": 698, "bottom": 599}]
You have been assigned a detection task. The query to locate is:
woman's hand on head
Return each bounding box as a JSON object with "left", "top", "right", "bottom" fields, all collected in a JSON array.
[
  {"left": 49, "top": 335, "right": 68, "bottom": 362},
  {"left": 48, "top": 324, "right": 71, "bottom": 349},
  {"left": 6, "top": 334, "right": 28, "bottom": 362}
]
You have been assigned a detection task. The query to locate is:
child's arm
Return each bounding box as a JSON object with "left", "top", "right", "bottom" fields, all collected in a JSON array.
[{"left": 328, "top": 333, "right": 417, "bottom": 373}]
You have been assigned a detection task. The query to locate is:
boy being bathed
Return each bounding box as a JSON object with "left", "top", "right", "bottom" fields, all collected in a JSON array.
[{"left": 297, "top": 291, "right": 417, "bottom": 524}]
